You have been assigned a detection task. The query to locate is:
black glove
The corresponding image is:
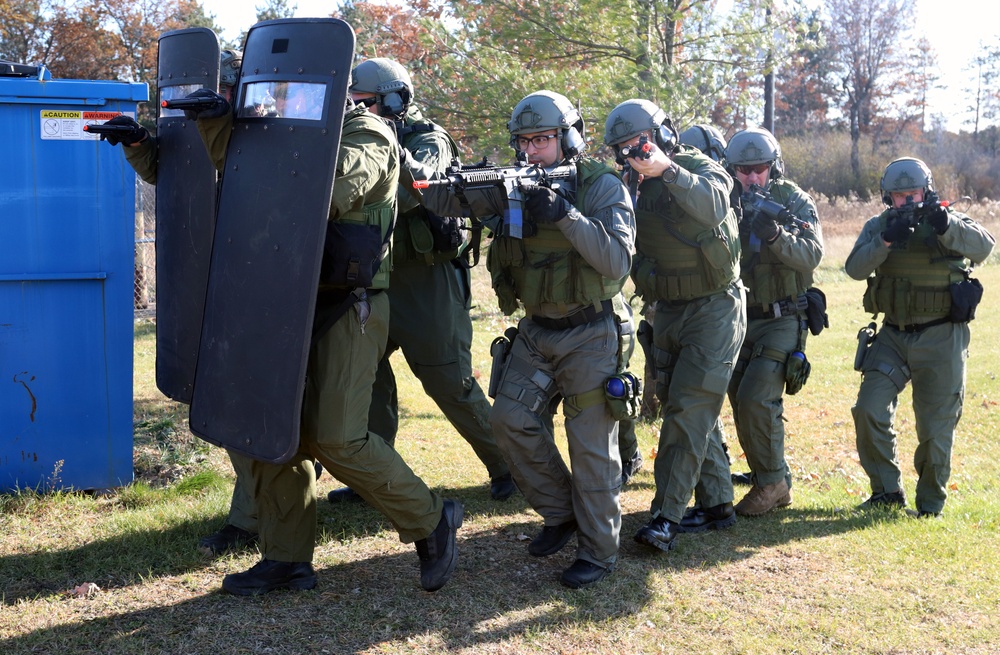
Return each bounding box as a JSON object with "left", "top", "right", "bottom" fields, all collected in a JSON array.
[
  {"left": 523, "top": 186, "right": 570, "bottom": 224},
  {"left": 427, "top": 213, "right": 464, "bottom": 251},
  {"left": 882, "top": 214, "right": 913, "bottom": 244},
  {"left": 102, "top": 115, "right": 147, "bottom": 147},
  {"left": 926, "top": 205, "right": 949, "bottom": 234},
  {"left": 183, "top": 88, "right": 231, "bottom": 121},
  {"left": 751, "top": 212, "right": 781, "bottom": 243}
]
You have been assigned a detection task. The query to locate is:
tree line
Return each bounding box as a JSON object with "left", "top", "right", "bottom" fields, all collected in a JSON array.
[{"left": 3, "top": 0, "right": 998, "bottom": 200}]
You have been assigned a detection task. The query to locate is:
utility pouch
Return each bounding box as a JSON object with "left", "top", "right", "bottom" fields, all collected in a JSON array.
[
  {"left": 784, "top": 351, "right": 811, "bottom": 396},
  {"left": 804, "top": 287, "right": 829, "bottom": 335},
  {"left": 321, "top": 222, "right": 382, "bottom": 288},
  {"left": 949, "top": 276, "right": 983, "bottom": 323},
  {"left": 604, "top": 372, "right": 642, "bottom": 420},
  {"left": 698, "top": 230, "right": 734, "bottom": 290},
  {"left": 488, "top": 327, "right": 518, "bottom": 399},
  {"left": 854, "top": 321, "right": 877, "bottom": 372}
]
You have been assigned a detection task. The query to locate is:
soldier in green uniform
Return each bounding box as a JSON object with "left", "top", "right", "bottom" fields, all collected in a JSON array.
[
  {"left": 846, "top": 157, "right": 994, "bottom": 517},
  {"left": 326, "top": 58, "right": 516, "bottom": 504},
  {"left": 676, "top": 123, "right": 738, "bottom": 493},
  {"left": 105, "top": 48, "right": 242, "bottom": 186},
  {"left": 411, "top": 90, "right": 636, "bottom": 589},
  {"left": 185, "top": 87, "right": 462, "bottom": 595},
  {"left": 603, "top": 100, "right": 745, "bottom": 550},
  {"left": 724, "top": 127, "right": 824, "bottom": 517},
  {"left": 100, "top": 50, "right": 261, "bottom": 556}
]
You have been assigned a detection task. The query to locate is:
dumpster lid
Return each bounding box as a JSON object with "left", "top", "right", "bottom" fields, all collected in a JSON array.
[{"left": 0, "top": 60, "right": 49, "bottom": 78}]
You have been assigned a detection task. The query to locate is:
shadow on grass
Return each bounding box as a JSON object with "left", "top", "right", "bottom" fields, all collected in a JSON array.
[
  {"left": 0, "top": 525, "right": 655, "bottom": 654},
  {"left": 0, "top": 480, "right": 532, "bottom": 605},
  {"left": 1, "top": 491, "right": 909, "bottom": 653},
  {"left": 620, "top": 504, "right": 905, "bottom": 571}
]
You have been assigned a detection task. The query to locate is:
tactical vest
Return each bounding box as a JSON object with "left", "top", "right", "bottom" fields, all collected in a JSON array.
[
  {"left": 395, "top": 115, "right": 464, "bottom": 266},
  {"left": 742, "top": 180, "right": 814, "bottom": 307},
  {"left": 487, "top": 158, "right": 626, "bottom": 315},
  {"left": 631, "top": 151, "right": 740, "bottom": 302},
  {"left": 863, "top": 211, "right": 969, "bottom": 325},
  {"left": 330, "top": 106, "right": 397, "bottom": 289}
]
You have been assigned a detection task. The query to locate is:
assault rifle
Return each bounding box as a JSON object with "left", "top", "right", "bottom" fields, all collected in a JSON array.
[
  {"left": 740, "top": 184, "right": 807, "bottom": 252},
  {"left": 741, "top": 185, "right": 797, "bottom": 223},
  {"left": 620, "top": 134, "right": 652, "bottom": 162},
  {"left": 413, "top": 152, "right": 576, "bottom": 239},
  {"left": 886, "top": 190, "right": 949, "bottom": 242}
]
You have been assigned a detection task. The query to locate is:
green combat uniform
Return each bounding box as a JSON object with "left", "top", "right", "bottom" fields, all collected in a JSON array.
[
  {"left": 120, "top": 133, "right": 259, "bottom": 543},
  {"left": 845, "top": 205, "right": 994, "bottom": 516},
  {"left": 631, "top": 145, "right": 746, "bottom": 523},
  {"left": 730, "top": 179, "right": 823, "bottom": 493},
  {"left": 368, "top": 106, "right": 511, "bottom": 486},
  {"left": 198, "top": 105, "right": 445, "bottom": 562},
  {"left": 415, "top": 156, "right": 636, "bottom": 570},
  {"left": 123, "top": 137, "right": 159, "bottom": 184},
  {"left": 488, "top": 158, "right": 635, "bottom": 570}
]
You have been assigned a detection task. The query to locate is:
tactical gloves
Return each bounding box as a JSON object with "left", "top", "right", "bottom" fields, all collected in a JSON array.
[
  {"left": 427, "top": 213, "right": 464, "bottom": 252},
  {"left": 882, "top": 215, "right": 913, "bottom": 244},
  {"left": 751, "top": 212, "right": 781, "bottom": 243},
  {"left": 926, "top": 205, "right": 949, "bottom": 234},
  {"left": 102, "top": 115, "right": 148, "bottom": 147},
  {"left": 183, "top": 89, "right": 231, "bottom": 120},
  {"left": 523, "top": 186, "right": 570, "bottom": 224}
]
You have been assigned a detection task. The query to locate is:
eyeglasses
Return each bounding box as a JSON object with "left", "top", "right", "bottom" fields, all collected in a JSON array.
[
  {"left": 735, "top": 162, "right": 772, "bottom": 175},
  {"left": 514, "top": 134, "right": 558, "bottom": 150}
]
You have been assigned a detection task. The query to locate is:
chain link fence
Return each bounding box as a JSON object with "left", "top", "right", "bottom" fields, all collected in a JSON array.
[{"left": 134, "top": 180, "right": 156, "bottom": 321}]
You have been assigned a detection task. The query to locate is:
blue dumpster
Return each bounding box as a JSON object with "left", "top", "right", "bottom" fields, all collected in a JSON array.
[{"left": 0, "top": 63, "right": 148, "bottom": 492}]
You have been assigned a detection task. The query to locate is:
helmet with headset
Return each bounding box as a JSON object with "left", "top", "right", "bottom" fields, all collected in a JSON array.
[
  {"left": 679, "top": 123, "right": 727, "bottom": 162},
  {"left": 508, "top": 90, "right": 586, "bottom": 161},
  {"left": 879, "top": 157, "right": 934, "bottom": 206},
  {"left": 603, "top": 99, "right": 678, "bottom": 165},
  {"left": 349, "top": 57, "right": 413, "bottom": 121}
]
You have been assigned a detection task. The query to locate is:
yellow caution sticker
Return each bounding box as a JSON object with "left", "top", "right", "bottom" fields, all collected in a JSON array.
[{"left": 39, "top": 109, "right": 131, "bottom": 141}]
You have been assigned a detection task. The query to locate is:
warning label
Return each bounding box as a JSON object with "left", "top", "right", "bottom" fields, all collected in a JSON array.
[{"left": 39, "top": 109, "right": 133, "bottom": 141}]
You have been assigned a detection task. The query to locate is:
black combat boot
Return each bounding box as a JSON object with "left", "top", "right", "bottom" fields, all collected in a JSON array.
[
  {"left": 198, "top": 524, "right": 258, "bottom": 555},
  {"left": 327, "top": 486, "right": 364, "bottom": 504},
  {"left": 222, "top": 559, "right": 317, "bottom": 596},
  {"left": 527, "top": 520, "right": 577, "bottom": 557},
  {"left": 490, "top": 473, "right": 518, "bottom": 501},
  {"left": 560, "top": 559, "right": 613, "bottom": 589},
  {"left": 415, "top": 499, "right": 464, "bottom": 592},
  {"left": 634, "top": 516, "right": 679, "bottom": 552},
  {"left": 677, "top": 502, "right": 737, "bottom": 533},
  {"left": 621, "top": 450, "right": 644, "bottom": 486}
]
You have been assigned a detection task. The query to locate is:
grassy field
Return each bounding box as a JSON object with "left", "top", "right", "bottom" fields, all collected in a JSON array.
[{"left": 2, "top": 200, "right": 999, "bottom": 655}]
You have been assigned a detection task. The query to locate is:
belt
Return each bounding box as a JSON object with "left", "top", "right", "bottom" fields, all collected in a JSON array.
[
  {"left": 747, "top": 295, "right": 807, "bottom": 321},
  {"left": 884, "top": 317, "right": 951, "bottom": 333},
  {"left": 531, "top": 299, "right": 614, "bottom": 331}
]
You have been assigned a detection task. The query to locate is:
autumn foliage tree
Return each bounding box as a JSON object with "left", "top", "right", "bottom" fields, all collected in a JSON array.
[{"left": 825, "top": 0, "right": 915, "bottom": 189}]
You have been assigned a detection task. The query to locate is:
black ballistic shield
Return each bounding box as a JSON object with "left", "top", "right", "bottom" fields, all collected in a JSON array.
[
  {"left": 189, "top": 18, "right": 355, "bottom": 463},
  {"left": 155, "top": 27, "right": 221, "bottom": 403}
]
